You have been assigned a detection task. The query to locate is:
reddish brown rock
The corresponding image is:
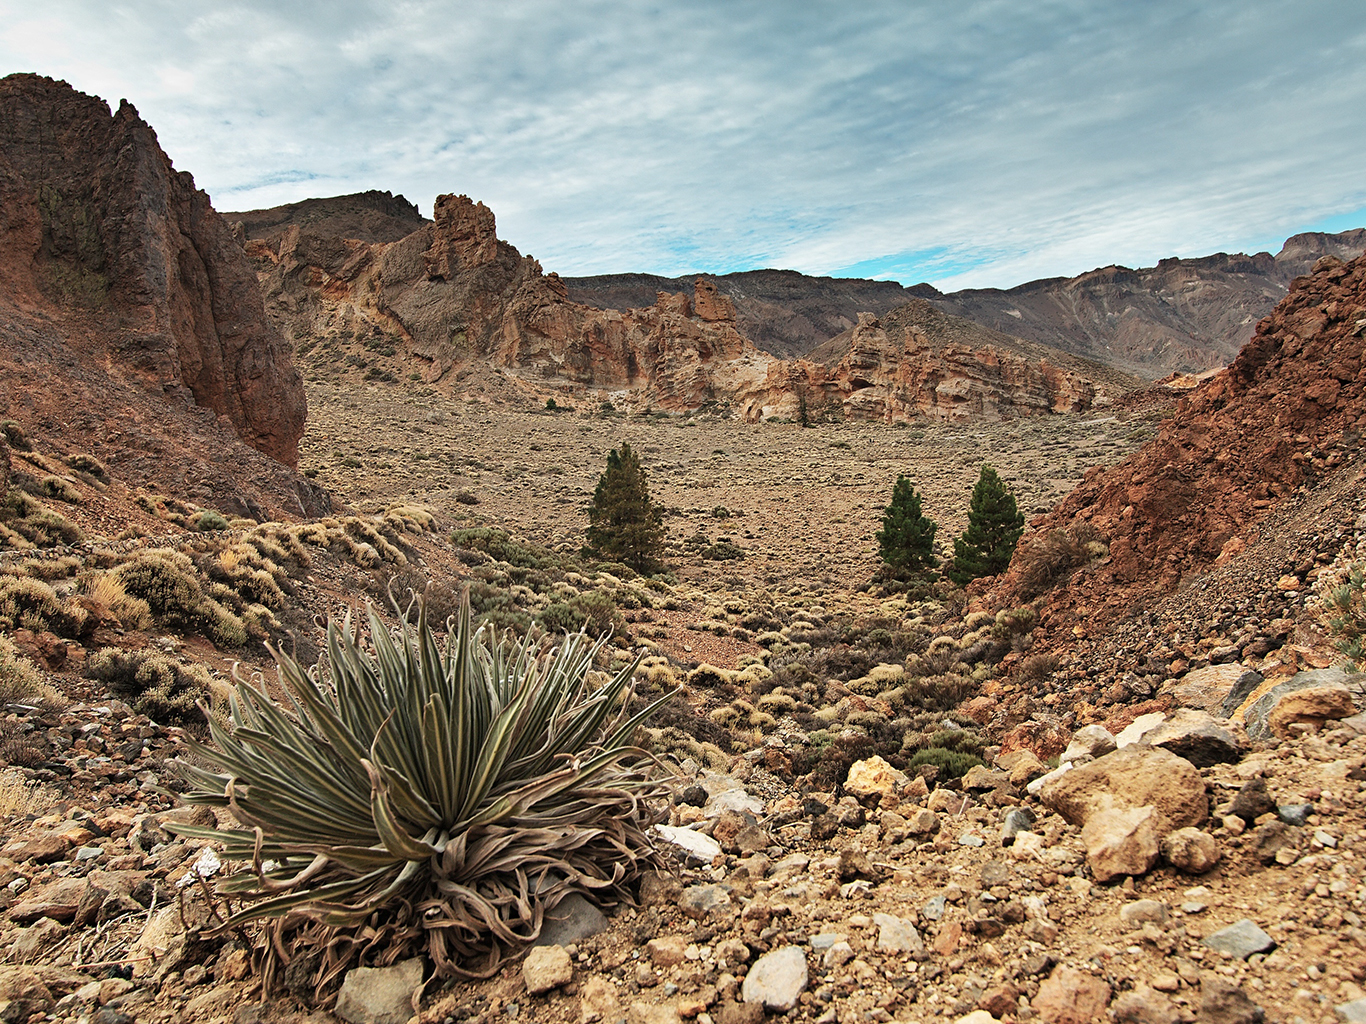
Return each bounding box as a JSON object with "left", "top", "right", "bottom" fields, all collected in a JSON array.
[
  {"left": 1032, "top": 964, "right": 1111, "bottom": 1024},
  {"left": 0, "top": 74, "right": 305, "bottom": 467}
]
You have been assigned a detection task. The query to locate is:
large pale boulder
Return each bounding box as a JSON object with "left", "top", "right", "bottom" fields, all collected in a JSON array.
[
  {"left": 1081, "top": 805, "right": 1164, "bottom": 882},
  {"left": 1040, "top": 746, "right": 1207, "bottom": 831},
  {"left": 1242, "top": 667, "right": 1363, "bottom": 739},
  {"left": 1142, "top": 709, "right": 1247, "bottom": 767},
  {"left": 845, "top": 756, "right": 909, "bottom": 808}
]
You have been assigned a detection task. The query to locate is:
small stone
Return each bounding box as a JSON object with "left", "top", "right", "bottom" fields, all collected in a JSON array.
[
  {"left": 922, "top": 895, "right": 947, "bottom": 921},
  {"left": 1202, "top": 919, "right": 1275, "bottom": 960},
  {"left": 958, "top": 833, "right": 985, "bottom": 848},
  {"left": 647, "top": 936, "right": 687, "bottom": 967},
  {"left": 1200, "top": 976, "right": 1265, "bottom": 1024},
  {"left": 1114, "top": 712, "right": 1167, "bottom": 747},
  {"left": 1227, "top": 778, "right": 1276, "bottom": 823},
  {"left": 523, "top": 945, "right": 574, "bottom": 995},
  {"left": 536, "top": 893, "right": 609, "bottom": 947},
  {"left": 1337, "top": 997, "right": 1366, "bottom": 1022},
  {"left": 1001, "top": 807, "right": 1035, "bottom": 844},
  {"left": 679, "top": 884, "right": 731, "bottom": 920},
  {"left": 1278, "top": 803, "right": 1313, "bottom": 826},
  {"left": 1111, "top": 983, "right": 1176, "bottom": 1024},
  {"left": 1032, "top": 964, "right": 1111, "bottom": 1024},
  {"left": 872, "top": 912, "right": 923, "bottom": 955},
  {"left": 334, "top": 957, "right": 424, "bottom": 1024},
  {"left": 740, "top": 946, "right": 808, "bottom": 1012},
  {"left": 822, "top": 941, "right": 854, "bottom": 969},
  {"left": 1162, "top": 827, "right": 1222, "bottom": 873},
  {"left": 1120, "top": 899, "right": 1169, "bottom": 928},
  {"left": 654, "top": 824, "right": 722, "bottom": 863},
  {"left": 1061, "top": 724, "right": 1117, "bottom": 764},
  {"left": 1315, "top": 829, "right": 1339, "bottom": 848},
  {"left": 1081, "top": 805, "right": 1163, "bottom": 882},
  {"left": 906, "top": 808, "right": 941, "bottom": 835}
]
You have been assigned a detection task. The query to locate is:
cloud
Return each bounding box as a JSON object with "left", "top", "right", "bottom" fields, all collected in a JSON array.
[{"left": 3, "top": 0, "right": 1366, "bottom": 288}]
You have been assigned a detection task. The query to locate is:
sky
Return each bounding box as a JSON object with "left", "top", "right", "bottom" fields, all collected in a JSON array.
[{"left": 3, "top": 1, "right": 1366, "bottom": 291}]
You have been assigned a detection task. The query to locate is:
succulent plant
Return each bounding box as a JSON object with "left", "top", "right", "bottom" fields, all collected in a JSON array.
[{"left": 170, "top": 597, "right": 669, "bottom": 993}]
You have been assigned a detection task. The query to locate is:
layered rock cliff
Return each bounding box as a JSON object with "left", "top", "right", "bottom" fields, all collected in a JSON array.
[
  {"left": 733, "top": 301, "right": 1137, "bottom": 424},
  {"left": 247, "top": 193, "right": 776, "bottom": 411},
  {"left": 0, "top": 73, "right": 306, "bottom": 470}
]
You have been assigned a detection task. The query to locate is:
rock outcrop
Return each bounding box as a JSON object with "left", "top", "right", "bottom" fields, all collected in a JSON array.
[
  {"left": 0, "top": 73, "right": 306, "bottom": 469},
  {"left": 733, "top": 302, "right": 1138, "bottom": 424},
  {"left": 228, "top": 190, "right": 429, "bottom": 246},
  {"left": 248, "top": 195, "right": 777, "bottom": 411}
]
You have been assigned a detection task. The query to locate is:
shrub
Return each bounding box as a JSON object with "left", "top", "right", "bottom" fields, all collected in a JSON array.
[
  {"left": 876, "top": 475, "right": 939, "bottom": 577},
  {"left": 947, "top": 466, "right": 1024, "bottom": 586},
  {"left": 85, "top": 648, "right": 218, "bottom": 724},
  {"left": 1, "top": 490, "right": 84, "bottom": 548},
  {"left": 537, "top": 591, "right": 623, "bottom": 637},
  {"left": 1321, "top": 563, "right": 1366, "bottom": 668},
  {"left": 0, "top": 421, "right": 31, "bottom": 451},
  {"left": 65, "top": 453, "right": 108, "bottom": 481},
  {"left": 168, "top": 598, "right": 671, "bottom": 990},
  {"left": 452, "top": 527, "right": 549, "bottom": 569},
  {"left": 583, "top": 443, "right": 665, "bottom": 574},
  {"left": 905, "top": 746, "right": 984, "bottom": 780},
  {"left": 40, "top": 476, "right": 81, "bottom": 503},
  {"left": 195, "top": 510, "right": 230, "bottom": 532},
  {"left": 1014, "top": 524, "right": 1108, "bottom": 599},
  {"left": 0, "top": 634, "right": 61, "bottom": 707}
]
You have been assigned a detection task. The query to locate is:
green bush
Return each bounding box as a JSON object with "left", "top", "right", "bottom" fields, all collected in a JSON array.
[
  {"left": 1, "top": 490, "right": 84, "bottom": 548},
  {"left": 452, "top": 528, "right": 549, "bottom": 569},
  {"left": 195, "top": 510, "right": 230, "bottom": 532},
  {"left": 168, "top": 598, "right": 671, "bottom": 988},
  {"left": 905, "top": 746, "right": 984, "bottom": 780},
  {"left": 537, "top": 591, "right": 623, "bottom": 637},
  {"left": 1322, "top": 564, "right": 1366, "bottom": 668},
  {"left": 583, "top": 443, "right": 665, "bottom": 573},
  {"left": 876, "top": 475, "right": 938, "bottom": 577}
]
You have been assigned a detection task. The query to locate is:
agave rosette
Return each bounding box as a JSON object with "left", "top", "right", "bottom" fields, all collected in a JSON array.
[{"left": 169, "top": 597, "right": 670, "bottom": 985}]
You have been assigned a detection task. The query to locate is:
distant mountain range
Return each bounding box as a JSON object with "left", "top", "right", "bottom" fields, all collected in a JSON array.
[{"left": 227, "top": 189, "right": 1365, "bottom": 380}]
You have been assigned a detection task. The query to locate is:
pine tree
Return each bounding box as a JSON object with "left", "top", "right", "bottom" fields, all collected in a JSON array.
[
  {"left": 583, "top": 442, "right": 665, "bottom": 573},
  {"left": 947, "top": 465, "right": 1024, "bottom": 585},
  {"left": 876, "top": 475, "right": 939, "bottom": 577}
]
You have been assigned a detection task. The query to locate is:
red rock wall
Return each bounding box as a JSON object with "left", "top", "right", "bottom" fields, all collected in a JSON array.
[{"left": 0, "top": 74, "right": 305, "bottom": 467}]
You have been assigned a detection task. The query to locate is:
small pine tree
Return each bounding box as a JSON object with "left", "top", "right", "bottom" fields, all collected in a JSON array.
[
  {"left": 584, "top": 443, "right": 665, "bottom": 573},
  {"left": 948, "top": 465, "right": 1024, "bottom": 585},
  {"left": 876, "top": 475, "right": 939, "bottom": 577}
]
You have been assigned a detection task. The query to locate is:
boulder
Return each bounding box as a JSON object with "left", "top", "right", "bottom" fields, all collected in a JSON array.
[
  {"left": 1142, "top": 709, "right": 1247, "bottom": 767},
  {"left": 1164, "top": 664, "right": 1261, "bottom": 713},
  {"left": 1040, "top": 746, "right": 1207, "bottom": 831},
  {"left": 1242, "top": 667, "right": 1362, "bottom": 739}
]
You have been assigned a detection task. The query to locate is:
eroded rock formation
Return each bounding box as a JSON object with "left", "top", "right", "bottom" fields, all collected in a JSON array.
[{"left": 734, "top": 303, "right": 1135, "bottom": 423}]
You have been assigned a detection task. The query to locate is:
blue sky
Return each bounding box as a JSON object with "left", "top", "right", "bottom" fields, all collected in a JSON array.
[{"left": 3, "top": 1, "right": 1365, "bottom": 290}]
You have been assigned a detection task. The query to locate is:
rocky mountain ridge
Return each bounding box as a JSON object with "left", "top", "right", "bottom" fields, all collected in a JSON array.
[{"left": 246, "top": 194, "right": 1127, "bottom": 422}]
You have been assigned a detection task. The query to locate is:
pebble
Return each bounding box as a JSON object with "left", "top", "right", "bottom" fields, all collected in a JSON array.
[
  {"left": 1202, "top": 919, "right": 1276, "bottom": 960},
  {"left": 740, "top": 946, "right": 808, "bottom": 1012}
]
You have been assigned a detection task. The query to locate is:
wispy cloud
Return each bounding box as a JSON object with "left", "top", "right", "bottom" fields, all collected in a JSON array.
[{"left": 3, "top": 1, "right": 1365, "bottom": 288}]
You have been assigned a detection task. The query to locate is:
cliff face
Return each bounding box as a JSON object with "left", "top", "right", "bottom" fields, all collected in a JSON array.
[
  {"left": 733, "top": 302, "right": 1136, "bottom": 424},
  {"left": 564, "top": 269, "right": 915, "bottom": 360},
  {"left": 999, "top": 252, "right": 1366, "bottom": 627},
  {"left": 227, "top": 190, "right": 430, "bottom": 246},
  {"left": 0, "top": 74, "right": 306, "bottom": 468},
  {"left": 927, "top": 231, "right": 1366, "bottom": 379},
  {"left": 250, "top": 194, "right": 775, "bottom": 411}
]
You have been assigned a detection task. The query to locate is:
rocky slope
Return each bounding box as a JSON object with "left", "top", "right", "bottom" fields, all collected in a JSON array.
[
  {"left": 0, "top": 74, "right": 307, "bottom": 470},
  {"left": 993, "top": 250, "right": 1366, "bottom": 658},
  {"left": 927, "top": 231, "right": 1366, "bottom": 379},
  {"left": 732, "top": 302, "right": 1138, "bottom": 425}
]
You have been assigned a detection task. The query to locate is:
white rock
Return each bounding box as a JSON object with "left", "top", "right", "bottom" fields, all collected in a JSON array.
[
  {"left": 1027, "top": 762, "right": 1072, "bottom": 795},
  {"left": 652, "top": 824, "right": 722, "bottom": 863},
  {"left": 1115, "top": 712, "right": 1167, "bottom": 748},
  {"left": 741, "top": 946, "right": 809, "bottom": 1011}
]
